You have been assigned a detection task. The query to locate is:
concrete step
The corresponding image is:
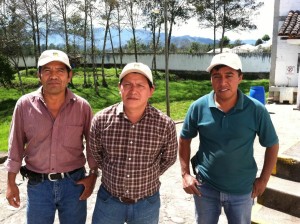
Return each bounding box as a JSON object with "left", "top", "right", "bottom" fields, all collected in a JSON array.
[
  {"left": 276, "top": 156, "right": 300, "bottom": 182},
  {"left": 257, "top": 176, "right": 300, "bottom": 218},
  {"left": 251, "top": 203, "right": 300, "bottom": 224},
  {"left": 275, "top": 141, "right": 300, "bottom": 182}
]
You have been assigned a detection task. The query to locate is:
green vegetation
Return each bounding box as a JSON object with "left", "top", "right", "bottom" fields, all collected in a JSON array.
[{"left": 0, "top": 68, "right": 270, "bottom": 152}]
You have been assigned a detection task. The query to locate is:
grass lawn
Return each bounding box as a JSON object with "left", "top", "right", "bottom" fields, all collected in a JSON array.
[{"left": 0, "top": 68, "right": 270, "bottom": 152}]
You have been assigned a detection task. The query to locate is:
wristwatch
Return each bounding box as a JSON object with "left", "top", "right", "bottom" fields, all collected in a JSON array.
[{"left": 89, "top": 169, "right": 99, "bottom": 177}]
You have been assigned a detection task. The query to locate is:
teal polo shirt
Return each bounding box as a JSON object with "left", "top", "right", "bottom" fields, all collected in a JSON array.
[{"left": 180, "top": 89, "right": 279, "bottom": 194}]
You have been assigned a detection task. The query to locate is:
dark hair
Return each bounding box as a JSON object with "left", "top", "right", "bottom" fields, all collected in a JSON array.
[{"left": 211, "top": 64, "right": 242, "bottom": 76}]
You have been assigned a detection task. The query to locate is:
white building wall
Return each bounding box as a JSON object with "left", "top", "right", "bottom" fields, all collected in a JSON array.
[
  {"left": 274, "top": 0, "right": 300, "bottom": 87},
  {"left": 19, "top": 54, "right": 271, "bottom": 73}
]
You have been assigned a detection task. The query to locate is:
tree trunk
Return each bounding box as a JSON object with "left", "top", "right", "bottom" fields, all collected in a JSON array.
[
  {"left": 34, "top": 0, "right": 41, "bottom": 56},
  {"left": 151, "top": 17, "right": 157, "bottom": 75},
  {"left": 129, "top": 2, "right": 138, "bottom": 62},
  {"left": 82, "top": 0, "right": 88, "bottom": 87},
  {"left": 117, "top": 6, "right": 123, "bottom": 70},
  {"left": 108, "top": 28, "right": 118, "bottom": 78},
  {"left": 89, "top": 9, "right": 99, "bottom": 95},
  {"left": 213, "top": 0, "right": 216, "bottom": 53},
  {"left": 100, "top": 5, "right": 111, "bottom": 88}
]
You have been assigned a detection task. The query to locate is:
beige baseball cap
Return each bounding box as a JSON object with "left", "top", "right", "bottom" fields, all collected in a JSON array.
[
  {"left": 119, "top": 62, "right": 153, "bottom": 84},
  {"left": 38, "top": 49, "right": 72, "bottom": 69},
  {"left": 206, "top": 52, "right": 242, "bottom": 73}
]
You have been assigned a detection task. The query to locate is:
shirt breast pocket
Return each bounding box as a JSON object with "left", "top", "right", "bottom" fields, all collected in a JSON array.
[{"left": 63, "top": 125, "right": 84, "bottom": 149}]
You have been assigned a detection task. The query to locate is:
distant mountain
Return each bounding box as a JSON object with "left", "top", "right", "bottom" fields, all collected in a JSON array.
[
  {"left": 239, "top": 39, "right": 256, "bottom": 45},
  {"left": 171, "top": 35, "right": 216, "bottom": 47},
  {"left": 46, "top": 28, "right": 257, "bottom": 49}
]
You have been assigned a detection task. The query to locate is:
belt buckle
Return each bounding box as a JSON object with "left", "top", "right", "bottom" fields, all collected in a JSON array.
[{"left": 48, "top": 173, "right": 64, "bottom": 181}]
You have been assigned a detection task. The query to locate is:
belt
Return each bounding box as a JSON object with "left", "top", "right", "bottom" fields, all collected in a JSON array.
[
  {"left": 21, "top": 166, "right": 83, "bottom": 182},
  {"left": 101, "top": 185, "right": 139, "bottom": 204},
  {"left": 119, "top": 197, "right": 138, "bottom": 204}
]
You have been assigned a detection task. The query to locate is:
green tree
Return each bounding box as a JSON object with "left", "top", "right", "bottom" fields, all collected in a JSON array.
[
  {"left": 169, "top": 43, "right": 177, "bottom": 53},
  {"left": 262, "top": 34, "right": 270, "bottom": 42},
  {"left": 255, "top": 38, "right": 263, "bottom": 46},
  {"left": 194, "top": 0, "right": 263, "bottom": 52},
  {"left": 122, "top": 0, "right": 145, "bottom": 62},
  {"left": 219, "top": 36, "right": 230, "bottom": 48},
  {"left": 123, "top": 38, "right": 148, "bottom": 53},
  {"left": 54, "top": 0, "right": 80, "bottom": 54},
  {"left": 188, "top": 42, "right": 211, "bottom": 53},
  {"left": 164, "top": 0, "right": 193, "bottom": 52},
  {"left": 0, "top": 54, "right": 15, "bottom": 87},
  {"left": 232, "top": 39, "right": 242, "bottom": 47},
  {"left": 189, "top": 42, "right": 201, "bottom": 54},
  {"left": 143, "top": 1, "right": 164, "bottom": 75},
  {"left": 0, "top": 0, "right": 29, "bottom": 94},
  {"left": 68, "top": 13, "right": 85, "bottom": 56}
]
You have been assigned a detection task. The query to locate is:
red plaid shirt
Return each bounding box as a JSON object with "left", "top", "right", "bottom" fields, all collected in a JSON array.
[{"left": 90, "top": 103, "right": 178, "bottom": 200}]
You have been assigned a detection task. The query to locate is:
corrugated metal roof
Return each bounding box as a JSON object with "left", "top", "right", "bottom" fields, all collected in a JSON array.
[{"left": 278, "top": 10, "right": 300, "bottom": 38}]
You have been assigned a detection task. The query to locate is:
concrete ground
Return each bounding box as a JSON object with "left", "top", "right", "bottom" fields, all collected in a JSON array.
[{"left": 0, "top": 103, "right": 299, "bottom": 224}]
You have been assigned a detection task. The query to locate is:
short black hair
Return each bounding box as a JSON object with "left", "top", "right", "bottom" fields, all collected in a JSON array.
[{"left": 210, "top": 64, "right": 242, "bottom": 76}]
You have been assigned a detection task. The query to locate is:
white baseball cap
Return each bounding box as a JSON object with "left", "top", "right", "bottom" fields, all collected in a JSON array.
[
  {"left": 119, "top": 62, "right": 153, "bottom": 85},
  {"left": 206, "top": 52, "right": 242, "bottom": 73},
  {"left": 38, "top": 49, "right": 72, "bottom": 69}
]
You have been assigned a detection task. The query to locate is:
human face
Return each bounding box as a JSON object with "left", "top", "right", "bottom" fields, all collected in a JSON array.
[
  {"left": 39, "top": 61, "right": 72, "bottom": 96},
  {"left": 210, "top": 66, "right": 242, "bottom": 103},
  {"left": 119, "top": 73, "right": 154, "bottom": 112}
]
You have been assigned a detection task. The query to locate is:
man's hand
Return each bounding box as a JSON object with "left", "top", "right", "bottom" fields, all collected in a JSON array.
[
  {"left": 6, "top": 179, "right": 20, "bottom": 208},
  {"left": 77, "top": 174, "right": 97, "bottom": 200},
  {"left": 251, "top": 177, "right": 268, "bottom": 198},
  {"left": 182, "top": 173, "right": 201, "bottom": 196}
]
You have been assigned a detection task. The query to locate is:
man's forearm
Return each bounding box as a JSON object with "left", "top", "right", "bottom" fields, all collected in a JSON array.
[
  {"left": 179, "top": 137, "right": 192, "bottom": 177},
  {"left": 260, "top": 144, "right": 279, "bottom": 182},
  {"left": 7, "top": 172, "right": 17, "bottom": 185}
]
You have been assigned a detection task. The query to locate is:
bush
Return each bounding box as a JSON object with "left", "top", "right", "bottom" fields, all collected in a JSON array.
[
  {"left": 0, "top": 54, "right": 15, "bottom": 87},
  {"left": 28, "top": 68, "right": 37, "bottom": 76}
]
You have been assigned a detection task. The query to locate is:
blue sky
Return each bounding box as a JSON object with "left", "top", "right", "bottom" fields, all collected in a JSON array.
[{"left": 171, "top": 0, "right": 274, "bottom": 41}]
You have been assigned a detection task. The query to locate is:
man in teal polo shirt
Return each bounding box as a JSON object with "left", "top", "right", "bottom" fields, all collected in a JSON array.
[{"left": 179, "top": 52, "right": 279, "bottom": 224}]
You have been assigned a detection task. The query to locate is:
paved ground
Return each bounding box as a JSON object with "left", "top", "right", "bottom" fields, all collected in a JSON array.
[{"left": 0, "top": 103, "right": 300, "bottom": 224}]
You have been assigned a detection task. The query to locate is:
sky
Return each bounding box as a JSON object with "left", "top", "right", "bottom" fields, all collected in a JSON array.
[{"left": 171, "top": 0, "right": 275, "bottom": 41}]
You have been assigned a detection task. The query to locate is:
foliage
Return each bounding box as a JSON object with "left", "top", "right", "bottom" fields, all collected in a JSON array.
[
  {"left": 262, "top": 34, "right": 270, "bottom": 42},
  {"left": 0, "top": 0, "right": 271, "bottom": 60},
  {"left": 219, "top": 36, "right": 230, "bottom": 47},
  {"left": 227, "top": 39, "right": 244, "bottom": 49},
  {"left": 0, "top": 0, "right": 30, "bottom": 61},
  {"left": 0, "top": 54, "right": 15, "bottom": 86},
  {"left": 193, "top": 0, "right": 264, "bottom": 50},
  {"left": 123, "top": 38, "right": 148, "bottom": 53},
  {"left": 255, "top": 38, "right": 263, "bottom": 46}
]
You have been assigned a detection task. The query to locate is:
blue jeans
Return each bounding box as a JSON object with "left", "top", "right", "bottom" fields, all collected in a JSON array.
[
  {"left": 26, "top": 168, "right": 86, "bottom": 224},
  {"left": 92, "top": 185, "right": 160, "bottom": 224},
  {"left": 194, "top": 175, "right": 253, "bottom": 224}
]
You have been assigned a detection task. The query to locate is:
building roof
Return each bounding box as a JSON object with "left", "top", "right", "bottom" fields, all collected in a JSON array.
[{"left": 278, "top": 10, "right": 300, "bottom": 38}]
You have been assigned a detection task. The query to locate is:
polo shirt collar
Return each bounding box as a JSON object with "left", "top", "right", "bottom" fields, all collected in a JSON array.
[
  {"left": 235, "top": 89, "right": 244, "bottom": 110},
  {"left": 208, "top": 91, "right": 216, "bottom": 108}
]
